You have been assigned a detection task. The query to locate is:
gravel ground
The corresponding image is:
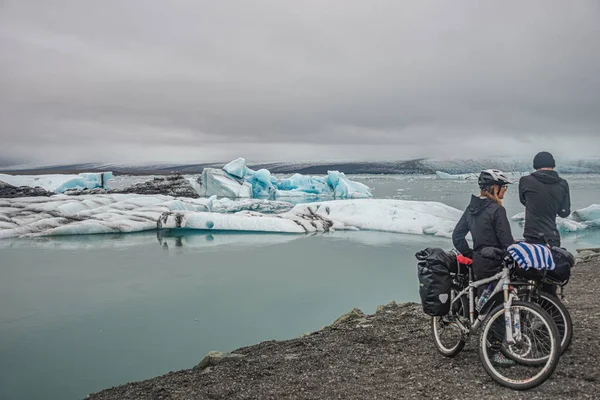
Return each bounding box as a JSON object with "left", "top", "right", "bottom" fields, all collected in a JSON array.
[{"left": 88, "top": 259, "right": 600, "bottom": 400}]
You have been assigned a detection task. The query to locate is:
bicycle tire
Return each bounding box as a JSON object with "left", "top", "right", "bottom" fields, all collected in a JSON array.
[
  {"left": 431, "top": 286, "right": 467, "bottom": 357},
  {"left": 537, "top": 293, "right": 573, "bottom": 354},
  {"left": 517, "top": 290, "right": 573, "bottom": 355},
  {"left": 478, "top": 301, "right": 560, "bottom": 390}
]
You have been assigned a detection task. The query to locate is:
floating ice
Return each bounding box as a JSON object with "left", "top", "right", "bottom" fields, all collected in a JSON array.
[
  {"left": 200, "top": 158, "right": 372, "bottom": 199},
  {"left": 0, "top": 195, "right": 293, "bottom": 238},
  {"left": 277, "top": 173, "right": 331, "bottom": 195},
  {"left": 572, "top": 204, "right": 600, "bottom": 227},
  {"left": 1, "top": 195, "right": 461, "bottom": 239},
  {"left": 0, "top": 172, "right": 112, "bottom": 193},
  {"left": 286, "top": 199, "right": 463, "bottom": 237},
  {"left": 327, "top": 171, "right": 372, "bottom": 198},
  {"left": 223, "top": 157, "right": 254, "bottom": 179},
  {"left": 248, "top": 169, "right": 276, "bottom": 198},
  {"left": 199, "top": 168, "right": 252, "bottom": 198},
  {"left": 435, "top": 171, "right": 477, "bottom": 180},
  {"left": 511, "top": 205, "right": 600, "bottom": 232},
  {"left": 436, "top": 170, "right": 528, "bottom": 181}
]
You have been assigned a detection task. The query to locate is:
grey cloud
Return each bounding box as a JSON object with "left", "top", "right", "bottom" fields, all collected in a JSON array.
[{"left": 1, "top": 0, "right": 600, "bottom": 164}]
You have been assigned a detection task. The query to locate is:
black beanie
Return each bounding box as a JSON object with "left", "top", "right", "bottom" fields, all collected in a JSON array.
[{"left": 533, "top": 151, "right": 555, "bottom": 169}]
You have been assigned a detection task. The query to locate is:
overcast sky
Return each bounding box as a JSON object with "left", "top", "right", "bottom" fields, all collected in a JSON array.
[{"left": 1, "top": 0, "right": 599, "bottom": 165}]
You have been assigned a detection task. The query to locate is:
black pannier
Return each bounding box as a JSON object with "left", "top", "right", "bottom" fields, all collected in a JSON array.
[
  {"left": 512, "top": 267, "right": 546, "bottom": 282},
  {"left": 415, "top": 248, "right": 454, "bottom": 316},
  {"left": 547, "top": 247, "right": 575, "bottom": 283}
]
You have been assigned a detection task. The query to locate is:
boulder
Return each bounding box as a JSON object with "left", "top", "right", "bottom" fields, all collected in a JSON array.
[
  {"left": 195, "top": 351, "right": 245, "bottom": 370},
  {"left": 330, "top": 308, "right": 367, "bottom": 327},
  {"left": 576, "top": 248, "right": 600, "bottom": 263}
]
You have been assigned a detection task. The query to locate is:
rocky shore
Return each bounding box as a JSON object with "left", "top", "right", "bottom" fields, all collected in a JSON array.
[{"left": 88, "top": 257, "right": 600, "bottom": 400}]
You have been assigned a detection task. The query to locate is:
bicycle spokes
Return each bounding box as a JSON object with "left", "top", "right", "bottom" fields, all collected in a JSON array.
[{"left": 480, "top": 302, "right": 560, "bottom": 390}]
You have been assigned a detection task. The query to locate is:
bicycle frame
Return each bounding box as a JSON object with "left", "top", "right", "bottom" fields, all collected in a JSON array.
[{"left": 450, "top": 260, "right": 521, "bottom": 345}]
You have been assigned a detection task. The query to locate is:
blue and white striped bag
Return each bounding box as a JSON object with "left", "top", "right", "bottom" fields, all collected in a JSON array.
[{"left": 508, "top": 242, "right": 555, "bottom": 271}]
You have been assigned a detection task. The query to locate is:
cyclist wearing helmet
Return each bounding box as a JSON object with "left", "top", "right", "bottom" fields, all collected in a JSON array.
[
  {"left": 453, "top": 169, "right": 516, "bottom": 367},
  {"left": 452, "top": 169, "right": 515, "bottom": 280}
]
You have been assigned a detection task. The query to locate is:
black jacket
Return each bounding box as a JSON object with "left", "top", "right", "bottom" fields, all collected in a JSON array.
[
  {"left": 518, "top": 170, "right": 570, "bottom": 246},
  {"left": 452, "top": 196, "right": 514, "bottom": 279}
]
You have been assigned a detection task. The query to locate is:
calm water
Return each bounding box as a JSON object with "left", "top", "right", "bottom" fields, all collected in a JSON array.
[{"left": 1, "top": 174, "right": 599, "bottom": 400}]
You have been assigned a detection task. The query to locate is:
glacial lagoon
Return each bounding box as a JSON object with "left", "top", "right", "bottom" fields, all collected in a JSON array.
[{"left": 1, "top": 174, "right": 599, "bottom": 400}]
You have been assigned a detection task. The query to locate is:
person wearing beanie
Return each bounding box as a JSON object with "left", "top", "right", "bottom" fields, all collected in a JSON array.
[
  {"left": 518, "top": 151, "right": 571, "bottom": 247},
  {"left": 533, "top": 151, "right": 556, "bottom": 170}
]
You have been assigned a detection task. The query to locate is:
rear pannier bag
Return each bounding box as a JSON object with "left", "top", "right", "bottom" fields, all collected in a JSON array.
[
  {"left": 548, "top": 247, "right": 575, "bottom": 282},
  {"left": 416, "top": 248, "right": 453, "bottom": 316}
]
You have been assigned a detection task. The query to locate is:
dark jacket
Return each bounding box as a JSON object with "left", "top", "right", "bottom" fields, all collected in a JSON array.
[
  {"left": 452, "top": 195, "right": 514, "bottom": 279},
  {"left": 518, "top": 170, "right": 570, "bottom": 246}
]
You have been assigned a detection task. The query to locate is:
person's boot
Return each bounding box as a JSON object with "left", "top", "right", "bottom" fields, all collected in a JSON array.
[{"left": 492, "top": 352, "right": 516, "bottom": 368}]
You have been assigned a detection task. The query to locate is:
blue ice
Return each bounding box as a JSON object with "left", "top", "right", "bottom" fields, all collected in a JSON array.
[
  {"left": 53, "top": 172, "right": 113, "bottom": 193},
  {"left": 218, "top": 157, "right": 372, "bottom": 199}
]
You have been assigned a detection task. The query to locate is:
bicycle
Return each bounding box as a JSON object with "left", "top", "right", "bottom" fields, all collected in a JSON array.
[
  {"left": 509, "top": 235, "right": 574, "bottom": 354},
  {"left": 513, "top": 274, "right": 573, "bottom": 354},
  {"left": 431, "top": 247, "right": 561, "bottom": 390}
]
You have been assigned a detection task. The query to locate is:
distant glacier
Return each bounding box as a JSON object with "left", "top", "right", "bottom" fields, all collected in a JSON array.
[{"left": 3, "top": 158, "right": 599, "bottom": 175}]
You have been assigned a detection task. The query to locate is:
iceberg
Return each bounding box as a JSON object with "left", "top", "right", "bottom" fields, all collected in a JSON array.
[
  {"left": 511, "top": 205, "right": 600, "bottom": 232},
  {"left": 223, "top": 157, "right": 254, "bottom": 179},
  {"left": 436, "top": 170, "right": 527, "bottom": 181},
  {"left": 0, "top": 172, "right": 112, "bottom": 193},
  {"left": 200, "top": 158, "right": 372, "bottom": 199},
  {"left": 277, "top": 173, "right": 331, "bottom": 195},
  {"left": 572, "top": 204, "right": 600, "bottom": 227},
  {"left": 286, "top": 199, "right": 462, "bottom": 237},
  {"left": 327, "top": 171, "right": 372, "bottom": 198},
  {"left": 0, "top": 195, "right": 295, "bottom": 239},
  {"left": 198, "top": 168, "right": 252, "bottom": 198},
  {"left": 435, "top": 171, "right": 477, "bottom": 180},
  {"left": 248, "top": 169, "right": 277, "bottom": 198},
  {"left": 0, "top": 195, "right": 461, "bottom": 239}
]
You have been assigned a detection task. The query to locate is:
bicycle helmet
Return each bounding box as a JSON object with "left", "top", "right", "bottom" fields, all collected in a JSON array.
[{"left": 478, "top": 169, "right": 513, "bottom": 189}]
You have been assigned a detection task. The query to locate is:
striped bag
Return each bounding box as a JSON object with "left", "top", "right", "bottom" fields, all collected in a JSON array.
[{"left": 508, "top": 242, "right": 555, "bottom": 271}]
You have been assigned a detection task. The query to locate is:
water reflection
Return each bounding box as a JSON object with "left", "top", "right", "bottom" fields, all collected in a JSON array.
[
  {"left": 0, "top": 226, "right": 597, "bottom": 252},
  {"left": 155, "top": 229, "right": 305, "bottom": 250}
]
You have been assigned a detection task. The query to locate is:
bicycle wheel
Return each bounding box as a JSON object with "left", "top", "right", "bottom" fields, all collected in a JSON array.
[
  {"left": 431, "top": 287, "right": 467, "bottom": 357},
  {"left": 479, "top": 301, "right": 560, "bottom": 390},
  {"left": 537, "top": 293, "right": 573, "bottom": 354}
]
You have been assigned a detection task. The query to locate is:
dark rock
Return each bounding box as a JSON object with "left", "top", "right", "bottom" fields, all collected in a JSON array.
[
  {"left": 63, "top": 188, "right": 109, "bottom": 196},
  {"left": 330, "top": 308, "right": 367, "bottom": 327},
  {"left": 114, "top": 174, "right": 199, "bottom": 198},
  {"left": 63, "top": 174, "right": 199, "bottom": 197},
  {"left": 0, "top": 180, "right": 53, "bottom": 198},
  {"left": 195, "top": 351, "right": 246, "bottom": 370},
  {"left": 576, "top": 248, "right": 600, "bottom": 263}
]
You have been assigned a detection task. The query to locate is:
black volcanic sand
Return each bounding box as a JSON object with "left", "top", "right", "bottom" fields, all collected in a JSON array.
[{"left": 89, "top": 259, "right": 600, "bottom": 400}]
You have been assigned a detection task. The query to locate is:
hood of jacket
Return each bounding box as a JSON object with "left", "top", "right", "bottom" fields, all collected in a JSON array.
[
  {"left": 467, "top": 195, "right": 494, "bottom": 216},
  {"left": 531, "top": 169, "right": 561, "bottom": 184}
]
